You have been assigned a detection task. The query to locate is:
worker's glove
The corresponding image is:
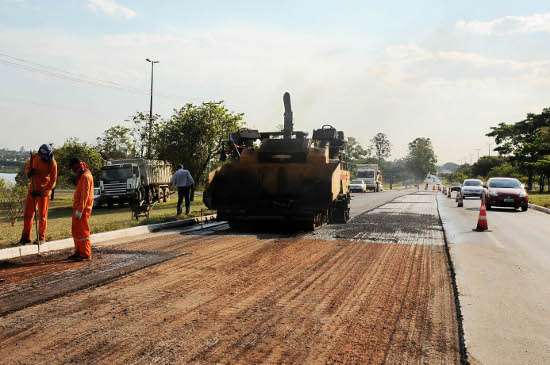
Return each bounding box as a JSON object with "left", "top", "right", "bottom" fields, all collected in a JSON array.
[
  {"left": 74, "top": 211, "right": 83, "bottom": 219},
  {"left": 27, "top": 168, "right": 37, "bottom": 178},
  {"left": 31, "top": 190, "right": 43, "bottom": 197}
]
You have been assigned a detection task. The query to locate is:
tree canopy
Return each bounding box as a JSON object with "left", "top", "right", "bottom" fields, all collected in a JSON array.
[
  {"left": 155, "top": 101, "right": 244, "bottom": 184},
  {"left": 54, "top": 138, "right": 104, "bottom": 186},
  {"left": 487, "top": 108, "right": 550, "bottom": 191},
  {"left": 96, "top": 125, "right": 137, "bottom": 160},
  {"left": 406, "top": 137, "right": 437, "bottom": 181},
  {"left": 371, "top": 132, "right": 391, "bottom": 164}
]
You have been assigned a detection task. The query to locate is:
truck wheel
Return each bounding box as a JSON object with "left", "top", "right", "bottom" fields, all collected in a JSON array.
[{"left": 108, "top": 201, "right": 114, "bottom": 209}]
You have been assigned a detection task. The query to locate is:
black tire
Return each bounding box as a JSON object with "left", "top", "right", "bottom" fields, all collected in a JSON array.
[
  {"left": 486, "top": 204, "right": 492, "bottom": 210},
  {"left": 107, "top": 201, "right": 114, "bottom": 209},
  {"left": 521, "top": 206, "right": 528, "bottom": 212}
]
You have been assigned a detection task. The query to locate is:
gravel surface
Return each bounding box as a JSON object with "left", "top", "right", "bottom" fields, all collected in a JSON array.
[{"left": 0, "top": 191, "right": 460, "bottom": 364}]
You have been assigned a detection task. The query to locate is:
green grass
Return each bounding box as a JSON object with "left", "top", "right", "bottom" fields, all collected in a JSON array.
[
  {"left": 528, "top": 192, "right": 550, "bottom": 208},
  {"left": 0, "top": 190, "right": 212, "bottom": 248}
]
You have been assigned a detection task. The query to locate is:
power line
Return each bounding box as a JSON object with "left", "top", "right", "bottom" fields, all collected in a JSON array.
[
  {"left": 0, "top": 50, "right": 187, "bottom": 104},
  {"left": 0, "top": 51, "right": 144, "bottom": 92},
  {"left": 0, "top": 52, "right": 151, "bottom": 96}
]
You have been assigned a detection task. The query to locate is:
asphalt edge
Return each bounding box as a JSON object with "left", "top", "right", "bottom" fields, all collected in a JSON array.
[{"left": 435, "top": 193, "right": 470, "bottom": 365}]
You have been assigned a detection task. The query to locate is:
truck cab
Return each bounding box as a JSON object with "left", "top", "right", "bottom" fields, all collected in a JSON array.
[
  {"left": 99, "top": 162, "right": 140, "bottom": 207},
  {"left": 356, "top": 164, "right": 382, "bottom": 192}
]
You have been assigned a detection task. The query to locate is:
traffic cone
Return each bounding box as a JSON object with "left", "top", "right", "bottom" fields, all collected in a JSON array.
[{"left": 475, "top": 199, "right": 489, "bottom": 231}]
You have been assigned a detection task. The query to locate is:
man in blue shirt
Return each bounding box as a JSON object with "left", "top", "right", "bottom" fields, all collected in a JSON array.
[{"left": 170, "top": 164, "right": 195, "bottom": 215}]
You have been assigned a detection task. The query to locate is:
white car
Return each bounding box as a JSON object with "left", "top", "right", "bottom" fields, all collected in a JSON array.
[
  {"left": 461, "top": 179, "right": 484, "bottom": 199},
  {"left": 350, "top": 178, "right": 368, "bottom": 193}
]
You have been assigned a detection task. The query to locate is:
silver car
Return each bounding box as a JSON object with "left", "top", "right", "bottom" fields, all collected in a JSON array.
[
  {"left": 350, "top": 178, "right": 367, "bottom": 193},
  {"left": 461, "top": 179, "right": 484, "bottom": 199}
]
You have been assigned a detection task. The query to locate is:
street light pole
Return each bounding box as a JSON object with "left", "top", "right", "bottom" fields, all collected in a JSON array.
[{"left": 146, "top": 58, "right": 159, "bottom": 159}]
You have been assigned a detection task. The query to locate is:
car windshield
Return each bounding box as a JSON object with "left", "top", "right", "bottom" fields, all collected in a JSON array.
[
  {"left": 463, "top": 180, "right": 481, "bottom": 186},
  {"left": 351, "top": 179, "right": 364, "bottom": 184},
  {"left": 357, "top": 170, "right": 374, "bottom": 178},
  {"left": 488, "top": 179, "right": 521, "bottom": 188},
  {"left": 101, "top": 166, "right": 133, "bottom": 181}
]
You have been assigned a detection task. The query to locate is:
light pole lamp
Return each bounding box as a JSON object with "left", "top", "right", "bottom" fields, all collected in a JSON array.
[{"left": 146, "top": 58, "right": 159, "bottom": 159}]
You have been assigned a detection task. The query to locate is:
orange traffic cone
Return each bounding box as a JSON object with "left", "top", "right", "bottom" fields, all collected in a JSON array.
[{"left": 475, "top": 199, "right": 489, "bottom": 231}]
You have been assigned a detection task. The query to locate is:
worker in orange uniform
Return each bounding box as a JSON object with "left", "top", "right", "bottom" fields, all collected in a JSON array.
[
  {"left": 19, "top": 144, "right": 57, "bottom": 244},
  {"left": 67, "top": 157, "right": 94, "bottom": 261}
]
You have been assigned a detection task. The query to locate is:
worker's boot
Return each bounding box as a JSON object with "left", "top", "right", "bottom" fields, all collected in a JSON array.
[
  {"left": 176, "top": 207, "right": 182, "bottom": 216},
  {"left": 66, "top": 252, "right": 80, "bottom": 261},
  {"left": 18, "top": 236, "right": 31, "bottom": 245},
  {"left": 185, "top": 206, "right": 190, "bottom": 215}
]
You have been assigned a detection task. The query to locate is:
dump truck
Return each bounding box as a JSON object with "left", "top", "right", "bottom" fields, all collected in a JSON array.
[
  {"left": 357, "top": 163, "right": 383, "bottom": 192},
  {"left": 98, "top": 159, "right": 172, "bottom": 217},
  {"left": 203, "top": 92, "right": 351, "bottom": 230}
]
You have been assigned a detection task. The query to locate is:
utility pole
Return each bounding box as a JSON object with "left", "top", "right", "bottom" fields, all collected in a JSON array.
[
  {"left": 475, "top": 148, "right": 481, "bottom": 161},
  {"left": 488, "top": 142, "right": 492, "bottom": 157},
  {"left": 146, "top": 58, "right": 159, "bottom": 159}
]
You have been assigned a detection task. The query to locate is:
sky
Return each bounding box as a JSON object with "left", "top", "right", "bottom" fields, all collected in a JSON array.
[{"left": 2, "top": 0, "right": 550, "bottom": 163}]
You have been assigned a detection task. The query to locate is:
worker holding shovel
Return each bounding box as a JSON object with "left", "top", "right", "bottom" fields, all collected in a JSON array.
[
  {"left": 19, "top": 144, "right": 57, "bottom": 245},
  {"left": 67, "top": 158, "right": 94, "bottom": 261}
]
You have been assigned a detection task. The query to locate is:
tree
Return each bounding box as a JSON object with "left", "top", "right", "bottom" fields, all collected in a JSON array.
[
  {"left": 487, "top": 108, "right": 550, "bottom": 190},
  {"left": 371, "top": 132, "right": 391, "bottom": 165},
  {"left": 382, "top": 158, "right": 413, "bottom": 187},
  {"left": 128, "top": 111, "right": 161, "bottom": 158},
  {"left": 345, "top": 137, "right": 371, "bottom": 176},
  {"left": 155, "top": 101, "right": 244, "bottom": 184},
  {"left": 487, "top": 163, "right": 524, "bottom": 179},
  {"left": 96, "top": 125, "right": 137, "bottom": 160},
  {"left": 471, "top": 156, "right": 506, "bottom": 178},
  {"left": 446, "top": 164, "right": 472, "bottom": 185},
  {"left": 55, "top": 138, "right": 104, "bottom": 186},
  {"left": 406, "top": 137, "right": 437, "bottom": 181}
]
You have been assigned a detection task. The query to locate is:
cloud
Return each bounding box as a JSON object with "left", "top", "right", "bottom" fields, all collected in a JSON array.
[
  {"left": 374, "top": 43, "right": 550, "bottom": 84},
  {"left": 87, "top": 0, "right": 136, "bottom": 20},
  {"left": 456, "top": 12, "right": 550, "bottom": 35},
  {"left": 2, "top": 27, "right": 550, "bottom": 162}
]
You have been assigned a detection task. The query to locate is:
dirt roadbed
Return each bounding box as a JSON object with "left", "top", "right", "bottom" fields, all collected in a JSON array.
[{"left": 0, "top": 193, "right": 460, "bottom": 364}]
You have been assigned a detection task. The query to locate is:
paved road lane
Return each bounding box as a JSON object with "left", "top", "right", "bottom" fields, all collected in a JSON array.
[
  {"left": 349, "top": 188, "right": 415, "bottom": 218},
  {"left": 438, "top": 194, "right": 550, "bottom": 365}
]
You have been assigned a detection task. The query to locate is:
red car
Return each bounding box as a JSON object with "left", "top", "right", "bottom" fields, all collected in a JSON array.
[{"left": 484, "top": 177, "right": 528, "bottom": 211}]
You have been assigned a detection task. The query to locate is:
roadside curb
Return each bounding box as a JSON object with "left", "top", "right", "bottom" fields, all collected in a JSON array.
[
  {"left": 435, "top": 193, "right": 469, "bottom": 365},
  {"left": 529, "top": 203, "right": 550, "bottom": 215},
  {"left": 0, "top": 214, "right": 217, "bottom": 261}
]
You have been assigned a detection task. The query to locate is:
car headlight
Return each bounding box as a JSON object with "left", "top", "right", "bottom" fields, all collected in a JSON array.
[
  {"left": 489, "top": 191, "right": 498, "bottom": 197},
  {"left": 519, "top": 191, "right": 527, "bottom": 197}
]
